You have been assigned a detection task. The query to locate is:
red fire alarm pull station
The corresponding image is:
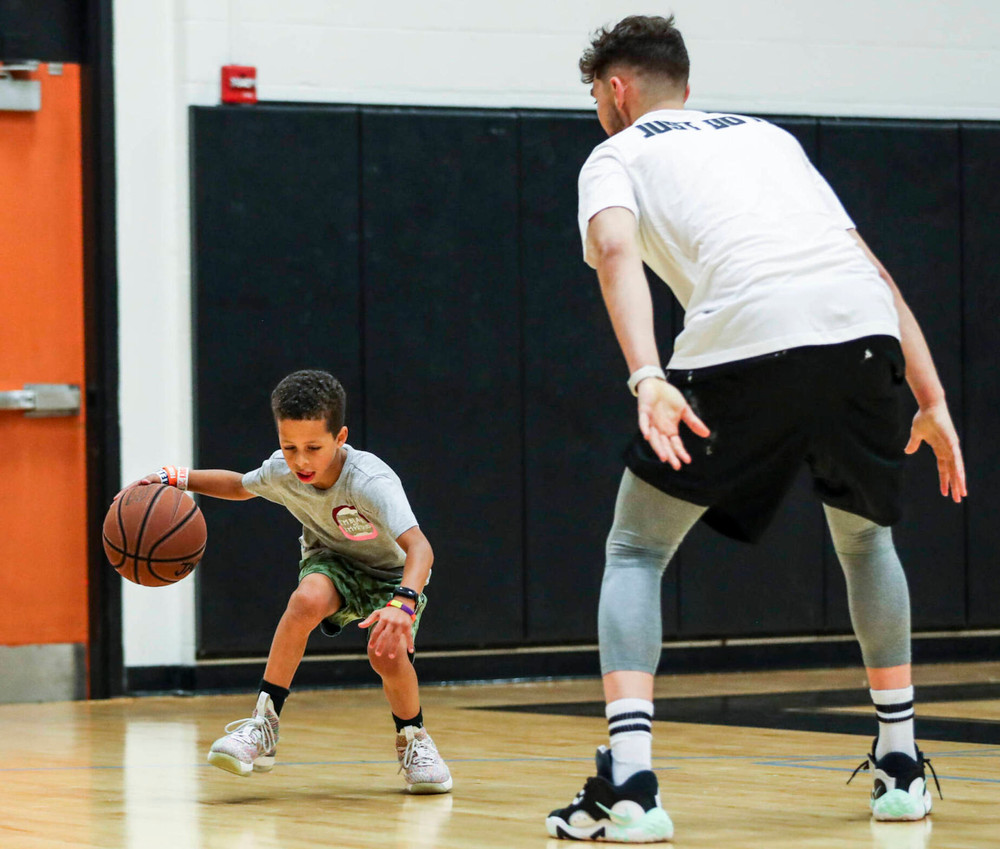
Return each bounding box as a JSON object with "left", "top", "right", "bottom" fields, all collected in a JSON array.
[{"left": 221, "top": 65, "right": 257, "bottom": 104}]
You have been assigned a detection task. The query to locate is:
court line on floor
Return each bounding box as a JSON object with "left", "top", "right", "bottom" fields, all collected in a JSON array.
[
  {"left": 3, "top": 748, "right": 998, "bottom": 774},
  {"left": 754, "top": 760, "right": 1000, "bottom": 784},
  {"left": 0, "top": 756, "right": 642, "bottom": 773}
]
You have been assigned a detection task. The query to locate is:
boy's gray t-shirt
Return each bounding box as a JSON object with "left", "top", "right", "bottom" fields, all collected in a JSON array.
[{"left": 242, "top": 444, "right": 418, "bottom": 580}]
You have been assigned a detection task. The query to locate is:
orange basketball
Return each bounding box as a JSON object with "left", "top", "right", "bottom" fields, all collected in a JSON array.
[{"left": 103, "top": 484, "right": 207, "bottom": 586}]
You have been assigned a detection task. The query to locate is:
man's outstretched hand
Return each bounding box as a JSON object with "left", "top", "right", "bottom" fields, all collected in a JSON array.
[
  {"left": 637, "top": 378, "right": 710, "bottom": 470},
  {"left": 905, "top": 402, "right": 967, "bottom": 503}
]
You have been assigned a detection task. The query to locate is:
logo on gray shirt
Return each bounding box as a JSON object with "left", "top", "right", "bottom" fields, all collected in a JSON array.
[{"left": 333, "top": 505, "right": 379, "bottom": 541}]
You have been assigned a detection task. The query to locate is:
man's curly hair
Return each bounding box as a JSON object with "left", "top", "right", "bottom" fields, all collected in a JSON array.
[
  {"left": 579, "top": 14, "right": 689, "bottom": 86},
  {"left": 271, "top": 370, "right": 346, "bottom": 433}
]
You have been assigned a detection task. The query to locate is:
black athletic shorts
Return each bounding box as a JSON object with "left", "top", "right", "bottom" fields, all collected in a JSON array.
[{"left": 624, "top": 335, "right": 909, "bottom": 543}]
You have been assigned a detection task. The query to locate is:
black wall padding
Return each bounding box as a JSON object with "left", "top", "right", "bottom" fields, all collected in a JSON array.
[
  {"left": 818, "top": 120, "right": 965, "bottom": 630},
  {"left": 192, "top": 106, "right": 363, "bottom": 656},
  {"left": 677, "top": 472, "right": 826, "bottom": 638},
  {"left": 0, "top": 0, "right": 82, "bottom": 61},
  {"left": 962, "top": 123, "right": 1000, "bottom": 626},
  {"left": 519, "top": 113, "right": 636, "bottom": 641},
  {"left": 360, "top": 109, "right": 523, "bottom": 647},
  {"left": 191, "top": 106, "right": 998, "bottom": 662}
]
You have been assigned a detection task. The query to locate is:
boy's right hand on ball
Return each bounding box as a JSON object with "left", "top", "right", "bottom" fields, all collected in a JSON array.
[{"left": 113, "top": 472, "right": 161, "bottom": 501}]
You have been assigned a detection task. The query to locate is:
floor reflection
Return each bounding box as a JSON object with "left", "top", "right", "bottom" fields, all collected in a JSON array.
[
  {"left": 396, "top": 793, "right": 455, "bottom": 849},
  {"left": 124, "top": 720, "right": 201, "bottom": 848},
  {"left": 869, "top": 818, "right": 932, "bottom": 849}
]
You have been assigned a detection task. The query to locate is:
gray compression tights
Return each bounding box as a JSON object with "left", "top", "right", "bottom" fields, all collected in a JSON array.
[{"left": 598, "top": 470, "right": 912, "bottom": 674}]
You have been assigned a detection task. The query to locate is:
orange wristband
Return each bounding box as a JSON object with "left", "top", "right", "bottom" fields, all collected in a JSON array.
[{"left": 158, "top": 466, "right": 190, "bottom": 490}]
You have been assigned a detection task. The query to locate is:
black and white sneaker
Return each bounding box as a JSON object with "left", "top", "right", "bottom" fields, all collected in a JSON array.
[
  {"left": 848, "top": 741, "right": 941, "bottom": 822},
  {"left": 546, "top": 747, "right": 673, "bottom": 843}
]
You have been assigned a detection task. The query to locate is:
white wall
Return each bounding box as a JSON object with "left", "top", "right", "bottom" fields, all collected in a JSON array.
[
  {"left": 115, "top": 0, "right": 1000, "bottom": 668},
  {"left": 175, "top": 0, "right": 1000, "bottom": 117}
]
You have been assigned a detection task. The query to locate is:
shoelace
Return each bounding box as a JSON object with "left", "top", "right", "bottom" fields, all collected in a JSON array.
[
  {"left": 846, "top": 754, "right": 943, "bottom": 799},
  {"left": 224, "top": 714, "right": 277, "bottom": 753},
  {"left": 399, "top": 733, "right": 438, "bottom": 772},
  {"left": 846, "top": 759, "right": 868, "bottom": 785},
  {"left": 563, "top": 778, "right": 597, "bottom": 807}
]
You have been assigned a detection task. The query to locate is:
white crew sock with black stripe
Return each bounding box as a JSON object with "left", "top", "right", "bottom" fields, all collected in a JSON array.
[
  {"left": 871, "top": 686, "right": 916, "bottom": 759},
  {"left": 606, "top": 698, "right": 654, "bottom": 785}
]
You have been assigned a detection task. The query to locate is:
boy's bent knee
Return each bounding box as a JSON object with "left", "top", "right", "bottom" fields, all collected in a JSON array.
[
  {"left": 367, "top": 638, "right": 411, "bottom": 675},
  {"left": 287, "top": 582, "right": 337, "bottom": 624}
]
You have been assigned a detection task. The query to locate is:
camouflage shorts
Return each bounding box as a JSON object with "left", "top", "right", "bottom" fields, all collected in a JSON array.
[{"left": 298, "top": 550, "right": 427, "bottom": 639}]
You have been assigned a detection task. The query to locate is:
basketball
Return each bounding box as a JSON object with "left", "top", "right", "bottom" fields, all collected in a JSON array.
[{"left": 103, "top": 484, "right": 207, "bottom": 586}]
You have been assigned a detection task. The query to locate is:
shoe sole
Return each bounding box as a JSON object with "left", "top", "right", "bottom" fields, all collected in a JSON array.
[
  {"left": 207, "top": 751, "right": 275, "bottom": 776},
  {"left": 407, "top": 777, "right": 453, "bottom": 794},
  {"left": 545, "top": 808, "right": 674, "bottom": 843},
  {"left": 871, "top": 789, "right": 932, "bottom": 822}
]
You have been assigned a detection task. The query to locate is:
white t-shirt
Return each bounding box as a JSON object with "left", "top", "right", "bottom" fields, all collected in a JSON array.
[{"left": 578, "top": 109, "right": 900, "bottom": 369}]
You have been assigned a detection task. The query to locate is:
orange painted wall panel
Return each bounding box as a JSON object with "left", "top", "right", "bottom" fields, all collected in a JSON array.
[{"left": 0, "top": 64, "right": 89, "bottom": 645}]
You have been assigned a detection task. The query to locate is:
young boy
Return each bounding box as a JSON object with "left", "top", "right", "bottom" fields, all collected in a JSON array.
[{"left": 127, "top": 369, "right": 452, "bottom": 793}]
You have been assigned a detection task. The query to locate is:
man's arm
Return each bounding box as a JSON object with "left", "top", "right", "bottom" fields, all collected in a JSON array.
[
  {"left": 586, "top": 206, "right": 661, "bottom": 372},
  {"left": 849, "top": 229, "right": 967, "bottom": 502},
  {"left": 587, "top": 207, "right": 709, "bottom": 469}
]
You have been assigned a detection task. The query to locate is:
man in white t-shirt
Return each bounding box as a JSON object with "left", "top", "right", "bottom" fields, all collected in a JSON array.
[{"left": 546, "top": 15, "right": 965, "bottom": 842}]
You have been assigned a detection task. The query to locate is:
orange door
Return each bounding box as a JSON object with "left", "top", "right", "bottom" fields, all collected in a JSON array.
[{"left": 0, "top": 66, "right": 89, "bottom": 656}]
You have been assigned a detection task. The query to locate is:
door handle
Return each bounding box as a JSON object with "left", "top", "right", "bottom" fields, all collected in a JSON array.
[{"left": 0, "top": 384, "right": 81, "bottom": 417}]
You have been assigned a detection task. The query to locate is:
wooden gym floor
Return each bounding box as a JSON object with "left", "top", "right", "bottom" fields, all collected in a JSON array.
[{"left": 3, "top": 661, "right": 1000, "bottom": 848}]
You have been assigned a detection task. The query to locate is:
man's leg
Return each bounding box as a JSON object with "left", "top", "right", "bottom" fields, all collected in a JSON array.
[
  {"left": 547, "top": 470, "right": 704, "bottom": 842},
  {"left": 825, "top": 506, "right": 914, "bottom": 754},
  {"left": 825, "top": 505, "right": 934, "bottom": 821},
  {"left": 599, "top": 472, "right": 705, "bottom": 783}
]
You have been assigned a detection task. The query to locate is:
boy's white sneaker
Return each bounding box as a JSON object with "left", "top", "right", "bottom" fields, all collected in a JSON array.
[
  {"left": 207, "top": 691, "right": 279, "bottom": 776},
  {"left": 395, "top": 726, "right": 453, "bottom": 794}
]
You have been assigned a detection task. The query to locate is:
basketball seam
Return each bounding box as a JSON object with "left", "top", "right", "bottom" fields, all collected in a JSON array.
[
  {"left": 102, "top": 532, "right": 125, "bottom": 567},
  {"left": 146, "top": 499, "right": 205, "bottom": 583},
  {"left": 102, "top": 536, "right": 205, "bottom": 563},
  {"left": 102, "top": 532, "right": 125, "bottom": 566},
  {"left": 147, "top": 500, "right": 201, "bottom": 554},
  {"left": 146, "top": 542, "right": 207, "bottom": 584},
  {"left": 114, "top": 495, "right": 129, "bottom": 571},
  {"left": 133, "top": 486, "right": 168, "bottom": 585}
]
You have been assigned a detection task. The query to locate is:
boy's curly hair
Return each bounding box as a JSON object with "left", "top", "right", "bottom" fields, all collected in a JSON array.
[
  {"left": 271, "top": 370, "right": 346, "bottom": 433},
  {"left": 579, "top": 15, "right": 689, "bottom": 86}
]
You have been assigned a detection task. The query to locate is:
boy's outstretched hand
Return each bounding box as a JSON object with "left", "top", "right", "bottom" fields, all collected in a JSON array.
[
  {"left": 359, "top": 605, "right": 415, "bottom": 660},
  {"left": 113, "top": 473, "right": 161, "bottom": 501}
]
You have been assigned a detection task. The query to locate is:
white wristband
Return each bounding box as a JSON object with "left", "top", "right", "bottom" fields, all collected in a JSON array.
[{"left": 627, "top": 365, "right": 667, "bottom": 396}]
